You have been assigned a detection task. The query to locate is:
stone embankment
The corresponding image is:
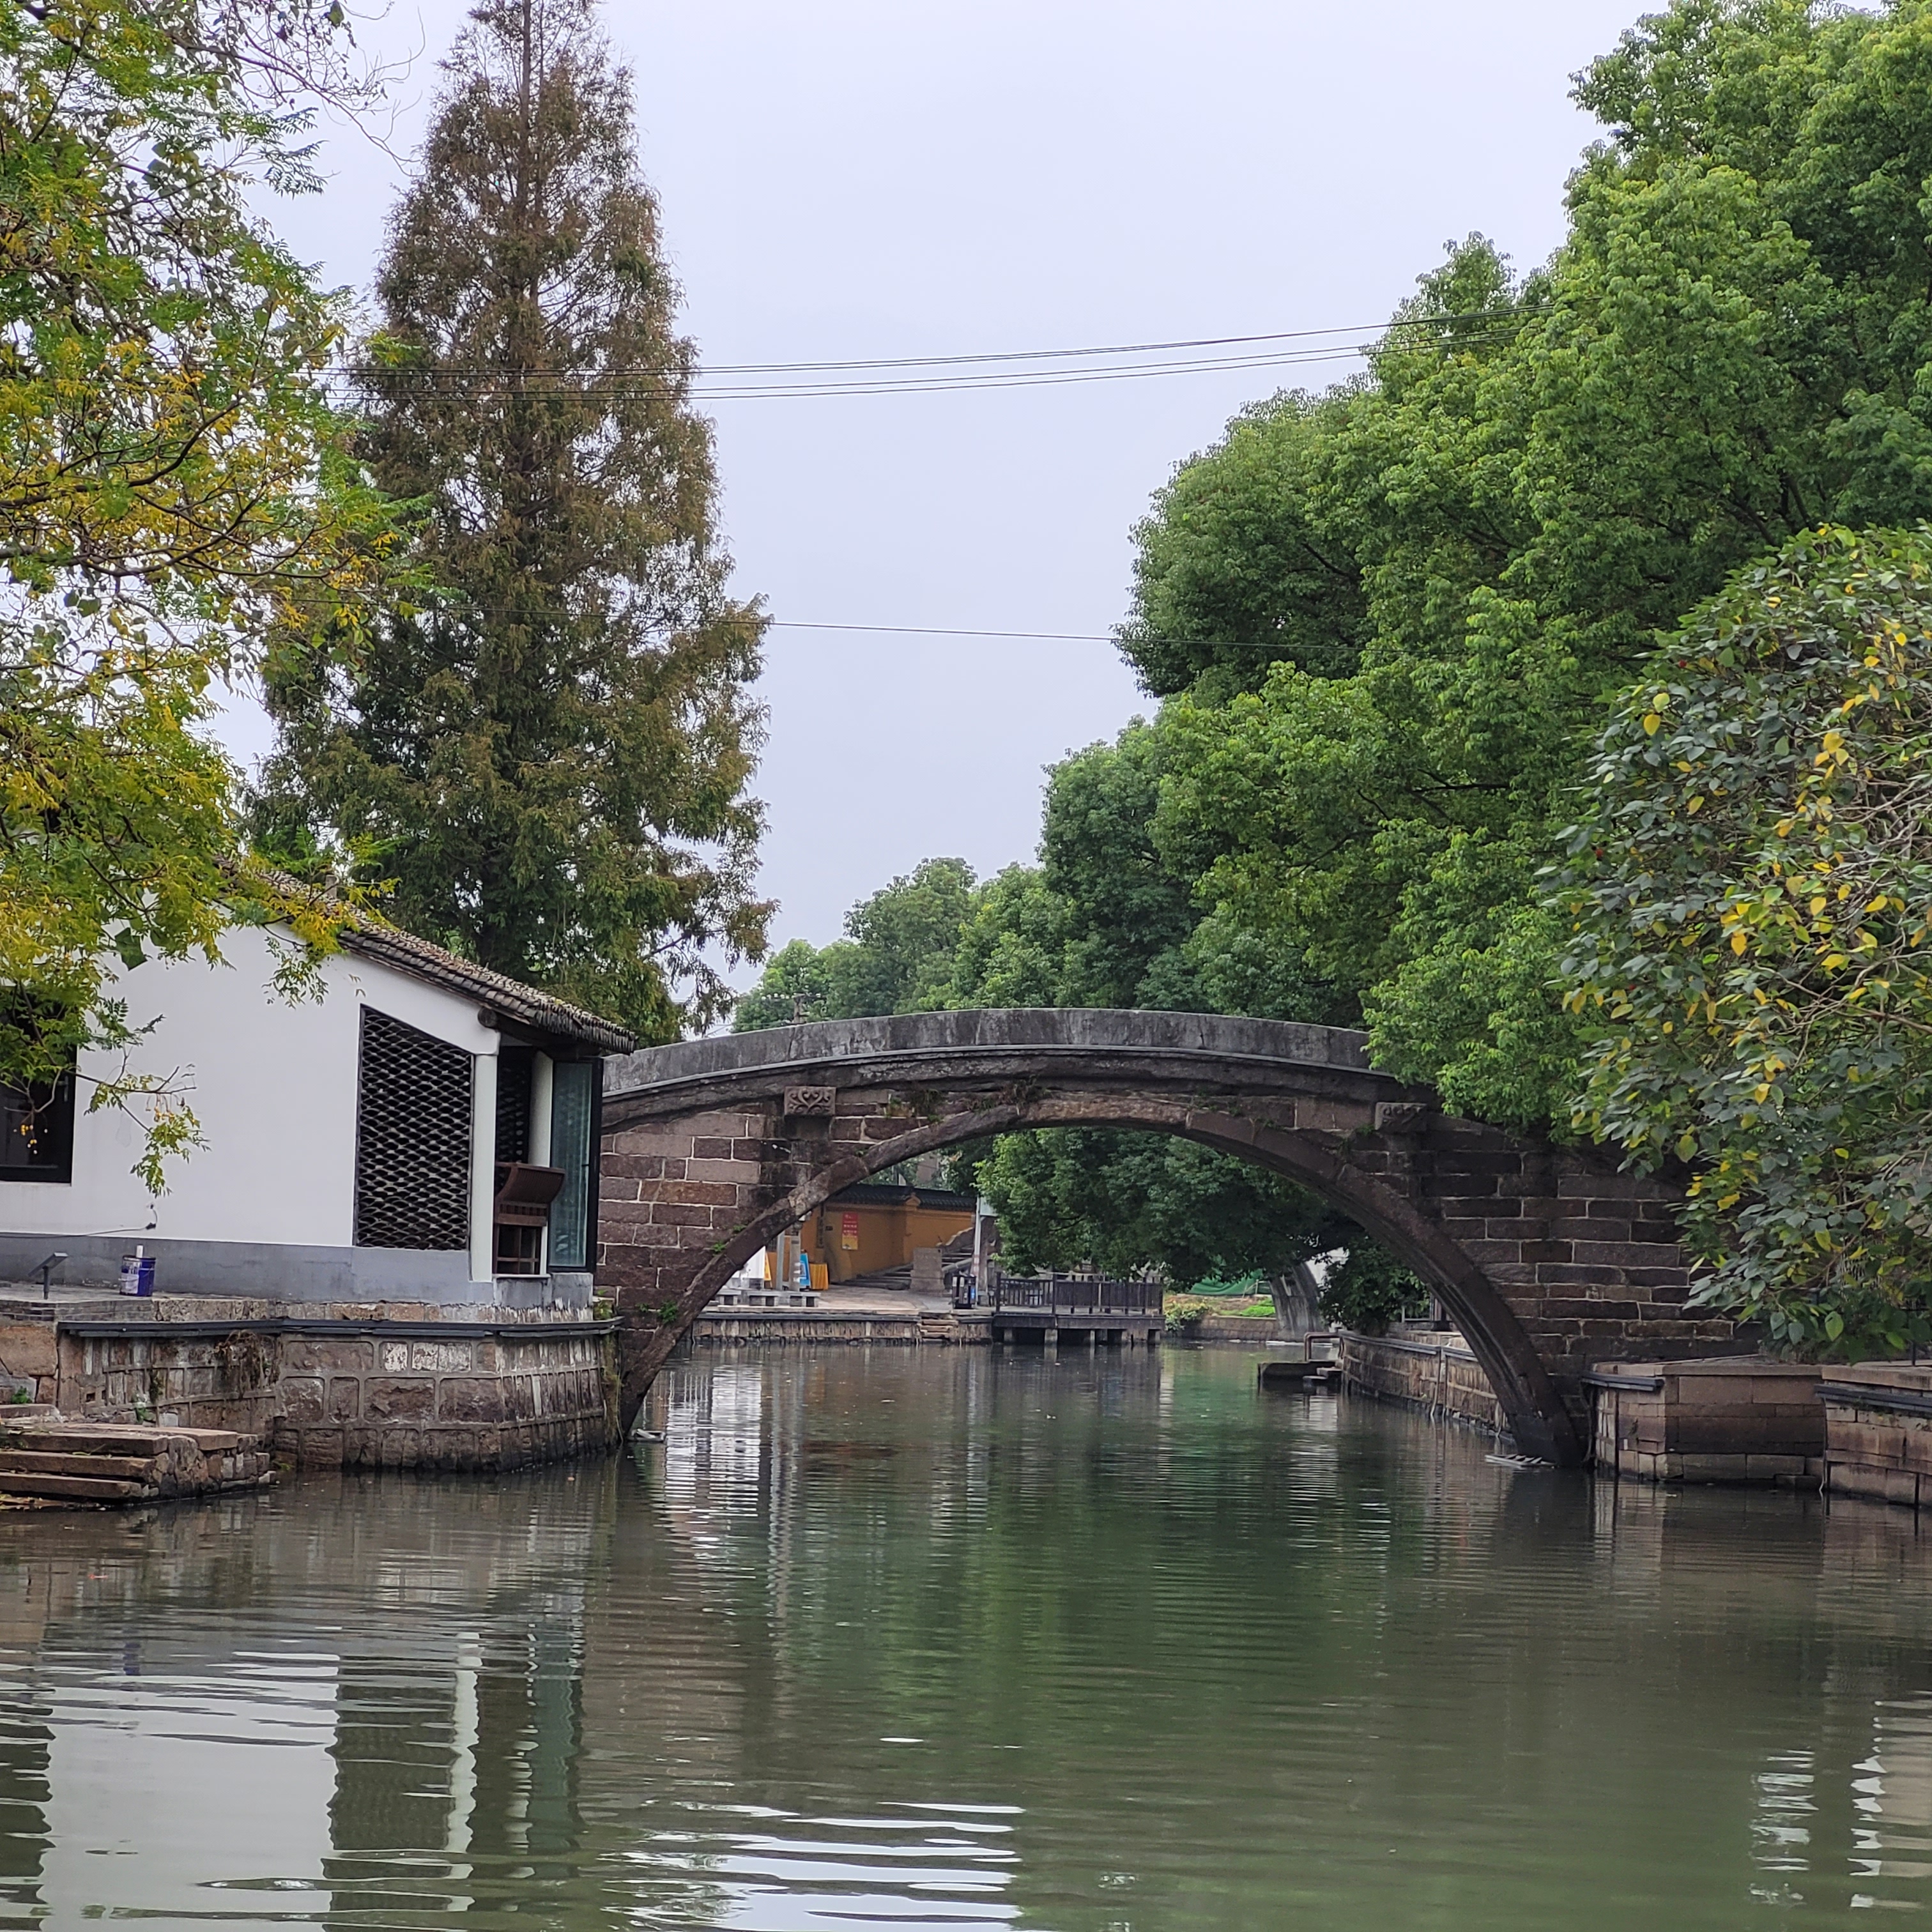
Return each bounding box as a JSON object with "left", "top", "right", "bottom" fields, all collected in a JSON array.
[
  {"left": 1588, "top": 1358, "right": 1824, "bottom": 1485},
  {"left": 1338, "top": 1328, "right": 1510, "bottom": 1437},
  {"left": 1817, "top": 1364, "right": 1932, "bottom": 1508},
  {"left": 0, "top": 1294, "right": 617, "bottom": 1473},
  {"left": 1344, "top": 1325, "right": 1932, "bottom": 1510}
]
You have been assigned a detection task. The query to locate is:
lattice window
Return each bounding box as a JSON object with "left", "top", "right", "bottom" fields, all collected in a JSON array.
[{"left": 353, "top": 1008, "right": 473, "bottom": 1250}]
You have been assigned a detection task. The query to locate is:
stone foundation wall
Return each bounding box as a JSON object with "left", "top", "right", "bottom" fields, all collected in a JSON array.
[
  {"left": 273, "top": 1326, "right": 615, "bottom": 1471},
  {"left": 1820, "top": 1364, "right": 1932, "bottom": 1508},
  {"left": 1191, "top": 1314, "right": 1284, "bottom": 1344},
  {"left": 1338, "top": 1330, "right": 1510, "bottom": 1438},
  {"left": 689, "top": 1312, "right": 926, "bottom": 1346},
  {"left": 0, "top": 1303, "right": 67, "bottom": 1411},
  {"left": 61, "top": 1329, "right": 279, "bottom": 1437},
  {"left": 1590, "top": 1358, "right": 1823, "bottom": 1486},
  {"left": 0, "top": 1297, "right": 618, "bottom": 1473}
]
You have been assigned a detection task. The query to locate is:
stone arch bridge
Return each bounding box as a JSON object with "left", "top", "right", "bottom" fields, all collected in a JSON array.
[{"left": 597, "top": 1009, "right": 1728, "bottom": 1467}]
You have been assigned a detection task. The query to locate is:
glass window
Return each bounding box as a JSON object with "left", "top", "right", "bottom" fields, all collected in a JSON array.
[{"left": 547, "top": 1059, "right": 595, "bottom": 1271}]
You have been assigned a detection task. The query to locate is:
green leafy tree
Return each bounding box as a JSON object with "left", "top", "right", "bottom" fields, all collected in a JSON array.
[
  {"left": 729, "top": 939, "right": 836, "bottom": 1032},
  {"left": 733, "top": 858, "right": 976, "bottom": 1029},
  {"left": 1318, "top": 1240, "right": 1430, "bottom": 1335},
  {"left": 834, "top": 857, "right": 977, "bottom": 1015},
  {"left": 1143, "top": 0, "right": 1932, "bottom": 1128},
  {"left": 974, "top": 1128, "right": 1347, "bottom": 1290},
  {"left": 944, "top": 726, "right": 1349, "bottom": 1284},
  {"left": 261, "top": 0, "right": 767, "bottom": 1042},
  {"left": 1, "top": 0, "right": 390, "bottom": 1182},
  {"left": 1558, "top": 525, "right": 1932, "bottom": 1356},
  {"left": 1118, "top": 387, "right": 1368, "bottom": 700}
]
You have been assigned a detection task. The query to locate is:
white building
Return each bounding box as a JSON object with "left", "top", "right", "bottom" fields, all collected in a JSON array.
[{"left": 0, "top": 919, "right": 632, "bottom": 1308}]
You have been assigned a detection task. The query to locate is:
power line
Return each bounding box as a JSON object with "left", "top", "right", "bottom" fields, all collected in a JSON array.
[
  {"left": 771, "top": 621, "right": 1114, "bottom": 641},
  {"left": 325, "top": 307, "right": 1546, "bottom": 400},
  {"left": 767, "top": 620, "right": 1291, "bottom": 652},
  {"left": 340, "top": 306, "right": 1546, "bottom": 381}
]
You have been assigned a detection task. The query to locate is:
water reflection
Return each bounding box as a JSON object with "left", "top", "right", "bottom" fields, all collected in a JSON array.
[{"left": 0, "top": 1353, "right": 1926, "bottom": 1926}]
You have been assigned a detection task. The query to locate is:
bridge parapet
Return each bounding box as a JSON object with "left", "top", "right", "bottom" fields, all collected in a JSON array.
[{"left": 598, "top": 1009, "right": 1729, "bottom": 1467}]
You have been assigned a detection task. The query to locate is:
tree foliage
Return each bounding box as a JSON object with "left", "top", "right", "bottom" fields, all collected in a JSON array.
[
  {"left": 1317, "top": 1241, "right": 1430, "bottom": 1336},
  {"left": 731, "top": 858, "right": 976, "bottom": 1031},
  {"left": 260, "top": 0, "right": 767, "bottom": 1042},
  {"left": 733, "top": 760, "right": 1344, "bottom": 1290},
  {"left": 1135, "top": 0, "right": 1932, "bottom": 1129},
  {"left": 1559, "top": 525, "right": 1932, "bottom": 1354},
  {"left": 1, "top": 0, "right": 388, "bottom": 1178},
  {"left": 972, "top": 1127, "right": 1347, "bottom": 1289},
  {"left": 742, "top": 1, "right": 1932, "bottom": 1321}
]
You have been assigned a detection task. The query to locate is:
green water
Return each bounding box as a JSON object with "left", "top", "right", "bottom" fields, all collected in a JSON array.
[{"left": 1, "top": 1347, "right": 1929, "bottom": 1929}]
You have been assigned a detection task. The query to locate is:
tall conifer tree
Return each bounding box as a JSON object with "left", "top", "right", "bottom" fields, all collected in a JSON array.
[{"left": 261, "top": 0, "right": 768, "bottom": 1039}]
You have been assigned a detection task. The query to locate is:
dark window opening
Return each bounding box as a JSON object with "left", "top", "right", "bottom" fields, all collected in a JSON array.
[
  {"left": 495, "top": 1220, "right": 544, "bottom": 1275},
  {"left": 0, "top": 1064, "right": 75, "bottom": 1184},
  {"left": 353, "top": 1008, "right": 473, "bottom": 1251},
  {"left": 494, "top": 1043, "right": 533, "bottom": 1165}
]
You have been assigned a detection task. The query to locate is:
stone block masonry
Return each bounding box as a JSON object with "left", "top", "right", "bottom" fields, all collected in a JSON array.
[
  {"left": 0, "top": 1296, "right": 618, "bottom": 1473},
  {"left": 1338, "top": 1330, "right": 1510, "bottom": 1438},
  {"left": 1820, "top": 1363, "right": 1932, "bottom": 1508},
  {"left": 599, "top": 1009, "right": 1740, "bottom": 1467},
  {"left": 1590, "top": 1358, "right": 1825, "bottom": 1485},
  {"left": 270, "top": 1322, "right": 614, "bottom": 1471}
]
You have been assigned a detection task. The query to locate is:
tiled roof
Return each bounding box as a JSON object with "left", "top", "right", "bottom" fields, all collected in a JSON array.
[{"left": 338, "top": 918, "right": 636, "bottom": 1054}]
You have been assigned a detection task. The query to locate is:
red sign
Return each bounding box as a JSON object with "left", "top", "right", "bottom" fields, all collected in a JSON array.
[{"left": 840, "top": 1211, "right": 861, "bottom": 1250}]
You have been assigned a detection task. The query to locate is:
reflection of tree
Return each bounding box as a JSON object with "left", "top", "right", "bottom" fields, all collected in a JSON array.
[
  {"left": 0, "top": 1699, "right": 50, "bottom": 1913},
  {"left": 12, "top": 1363, "right": 1932, "bottom": 1924}
]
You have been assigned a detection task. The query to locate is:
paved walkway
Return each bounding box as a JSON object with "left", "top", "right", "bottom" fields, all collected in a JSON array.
[{"left": 804, "top": 1284, "right": 953, "bottom": 1317}]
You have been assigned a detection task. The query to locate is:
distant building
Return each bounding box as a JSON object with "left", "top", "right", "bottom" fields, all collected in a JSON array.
[{"left": 793, "top": 1181, "right": 976, "bottom": 1287}]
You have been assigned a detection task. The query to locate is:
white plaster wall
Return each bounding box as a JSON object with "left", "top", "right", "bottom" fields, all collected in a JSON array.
[{"left": 0, "top": 927, "right": 497, "bottom": 1248}]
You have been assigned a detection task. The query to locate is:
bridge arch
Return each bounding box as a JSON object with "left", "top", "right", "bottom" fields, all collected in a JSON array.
[{"left": 597, "top": 1010, "right": 1719, "bottom": 1468}]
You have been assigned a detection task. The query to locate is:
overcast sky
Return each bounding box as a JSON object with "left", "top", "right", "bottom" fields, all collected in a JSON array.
[{"left": 234, "top": 0, "right": 1645, "bottom": 975}]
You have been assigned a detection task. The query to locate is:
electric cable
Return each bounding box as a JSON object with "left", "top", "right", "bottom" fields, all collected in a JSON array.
[{"left": 321, "top": 305, "right": 1546, "bottom": 400}]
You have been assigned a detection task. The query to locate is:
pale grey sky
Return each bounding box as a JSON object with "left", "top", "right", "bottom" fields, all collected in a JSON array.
[{"left": 234, "top": 0, "right": 1645, "bottom": 970}]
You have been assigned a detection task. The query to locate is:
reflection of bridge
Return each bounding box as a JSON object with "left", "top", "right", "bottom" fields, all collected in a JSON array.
[{"left": 599, "top": 1009, "right": 1724, "bottom": 1468}]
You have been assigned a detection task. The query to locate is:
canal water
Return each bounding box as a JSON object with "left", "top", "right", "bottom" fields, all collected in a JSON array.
[{"left": 1, "top": 1349, "right": 1929, "bottom": 1929}]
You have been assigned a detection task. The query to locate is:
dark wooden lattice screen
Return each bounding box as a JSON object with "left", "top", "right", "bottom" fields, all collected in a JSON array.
[{"left": 353, "top": 1008, "right": 473, "bottom": 1250}]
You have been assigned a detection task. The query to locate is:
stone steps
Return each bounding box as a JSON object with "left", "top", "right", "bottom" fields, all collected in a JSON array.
[
  {"left": 6, "top": 1425, "right": 245, "bottom": 1457},
  {"left": 0, "top": 1420, "right": 270, "bottom": 1508},
  {"left": 0, "top": 1470, "right": 153, "bottom": 1503},
  {"left": 0, "top": 1449, "right": 156, "bottom": 1482}
]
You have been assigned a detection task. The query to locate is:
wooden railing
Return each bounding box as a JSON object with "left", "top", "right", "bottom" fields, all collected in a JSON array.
[{"left": 953, "top": 1272, "right": 1162, "bottom": 1315}]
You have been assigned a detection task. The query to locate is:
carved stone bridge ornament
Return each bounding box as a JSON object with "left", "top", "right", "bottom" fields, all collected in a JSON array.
[{"left": 599, "top": 1009, "right": 1725, "bottom": 1467}]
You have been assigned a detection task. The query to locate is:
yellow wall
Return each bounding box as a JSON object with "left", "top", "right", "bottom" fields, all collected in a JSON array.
[{"left": 800, "top": 1199, "right": 972, "bottom": 1284}]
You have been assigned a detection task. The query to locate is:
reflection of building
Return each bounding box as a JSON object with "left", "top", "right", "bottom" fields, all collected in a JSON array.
[{"left": 794, "top": 1180, "right": 974, "bottom": 1285}]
